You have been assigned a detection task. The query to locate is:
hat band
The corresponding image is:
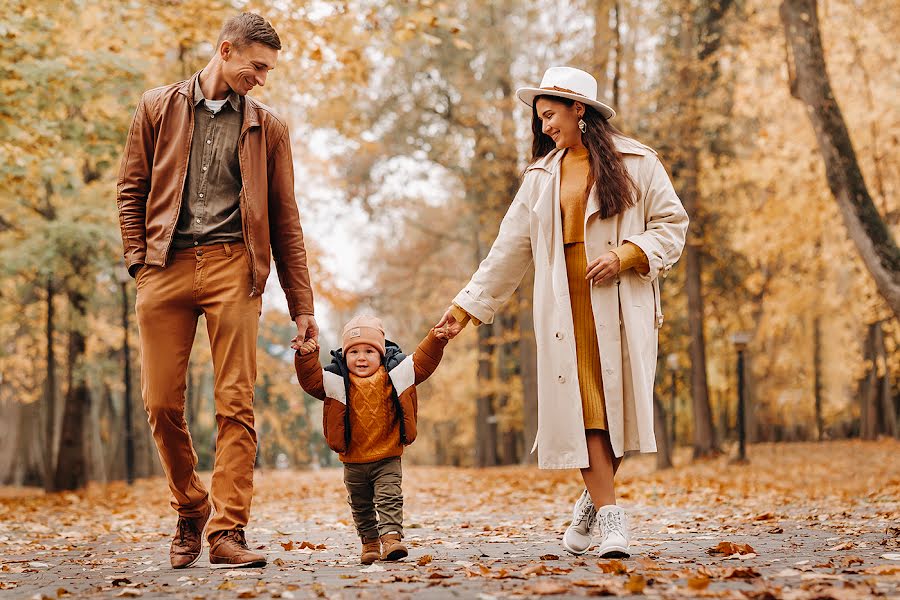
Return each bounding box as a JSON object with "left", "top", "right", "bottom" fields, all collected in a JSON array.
[{"left": 541, "top": 85, "right": 587, "bottom": 98}]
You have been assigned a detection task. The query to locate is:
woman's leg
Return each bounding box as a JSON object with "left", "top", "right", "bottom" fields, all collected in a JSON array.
[{"left": 580, "top": 429, "right": 621, "bottom": 506}]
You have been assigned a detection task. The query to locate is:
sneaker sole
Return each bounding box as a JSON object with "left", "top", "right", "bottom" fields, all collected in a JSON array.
[
  {"left": 562, "top": 538, "right": 590, "bottom": 556},
  {"left": 173, "top": 554, "right": 203, "bottom": 569},
  {"left": 599, "top": 546, "right": 630, "bottom": 559},
  {"left": 209, "top": 559, "right": 267, "bottom": 569}
]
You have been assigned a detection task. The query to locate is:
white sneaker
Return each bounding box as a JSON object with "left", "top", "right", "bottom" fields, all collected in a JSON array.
[
  {"left": 562, "top": 489, "right": 597, "bottom": 555},
  {"left": 596, "top": 505, "right": 630, "bottom": 558}
]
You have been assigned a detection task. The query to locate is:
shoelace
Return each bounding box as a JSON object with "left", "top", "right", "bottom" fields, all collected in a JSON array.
[
  {"left": 575, "top": 496, "right": 597, "bottom": 527},
  {"left": 176, "top": 517, "right": 198, "bottom": 543},
  {"left": 227, "top": 528, "right": 249, "bottom": 550},
  {"left": 600, "top": 511, "right": 626, "bottom": 536}
]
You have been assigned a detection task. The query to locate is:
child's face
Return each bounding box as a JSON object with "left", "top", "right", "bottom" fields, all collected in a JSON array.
[{"left": 346, "top": 343, "right": 381, "bottom": 377}]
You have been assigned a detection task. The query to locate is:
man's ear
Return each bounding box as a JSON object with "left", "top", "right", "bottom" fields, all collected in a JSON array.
[{"left": 219, "top": 40, "right": 232, "bottom": 61}]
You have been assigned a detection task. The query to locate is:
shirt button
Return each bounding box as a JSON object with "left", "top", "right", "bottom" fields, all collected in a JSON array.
[
  {"left": 195, "top": 218, "right": 201, "bottom": 223},
  {"left": 206, "top": 139, "right": 211, "bottom": 144},
  {"left": 558, "top": 375, "right": 566, "bottom": 384},
  {"left": 193, "top": 241, "right": 198, "bottom": 246},
  {"left": 199, "top": 193, "right": 204, "bottom": 198},
  {"left": 197, "top": 250, "right": 203, "bottom": 256},
  {"left": 555, "top": 332, "right": 564, "bottom": 340},
  {"left": 202, "top": 166, "right": 208, "bottom": 171}
]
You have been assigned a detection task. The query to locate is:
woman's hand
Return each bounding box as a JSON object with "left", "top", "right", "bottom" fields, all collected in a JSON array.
[
  {"left": 436, "top": 308, "right": 464, "bottom": 339},
  {"left": 585, "top": 251, "right": 621, "bottom": 286}
]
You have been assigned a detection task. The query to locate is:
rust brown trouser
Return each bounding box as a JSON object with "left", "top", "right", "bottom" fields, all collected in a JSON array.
[{"left": 135, "top": 242, "right": 260, "bottom": 542}]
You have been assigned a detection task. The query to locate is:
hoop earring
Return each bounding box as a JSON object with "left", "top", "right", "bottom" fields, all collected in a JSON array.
[{"left": 578, "top": 118, "right": 586, "bottom": 133}]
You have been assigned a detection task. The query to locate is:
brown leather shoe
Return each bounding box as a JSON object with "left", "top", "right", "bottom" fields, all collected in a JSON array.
[
  {"left": 360, "top": 536, "right": 381, "bottom": 564},
  {"left": 170, "top": 503, "right": 211, "bottom": 569},
  {"left": 209, "top": 529, "right": 267, "bottom": 568},
  {"left": 380, "top": 532, "right": 408, "bottom": 561}
]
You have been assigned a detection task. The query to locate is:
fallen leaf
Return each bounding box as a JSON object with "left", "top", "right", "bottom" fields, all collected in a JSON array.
[
  {"left": 529, "top": 581, "right": 570, "bottom": 595},
  {"left": 708, "top": 541, "right": 756, "bottom": 555},
  {"left": 273, "top": 558, "right": 286, "bottom": 567},
  {"left": 540, "top": 554, "right": 560, "bottom": 561},
  {"left": 722, "top": 566, "right": 761, "bottom": 579},
  {"left": 116, "top": 589, "right": 142, "bottom": 598},
  {"left": 863, "top": 564, "right": 900, "bottom": 575},
  {"left": 597, "top": 559, "right": 628, "bottom": 574},
  {"left": 841, "top": 556, "right": 864, "bottom": 567},
  {"left": 830, "top": 541, "right": 855, "bottom": 551},
  {"left": 688, "top": 574, "right": 710, "bottom": 590},
  {"left": 279, "top": 541, "right": 294, "bottom": 551},
  {"left": 417, "top": 554, "right": 433, "bottom": 566},
  {"left": 521, "top": 563, "right": 550, "bottom": 576},
  {"left": 236, "top": 590, "right": 257, "bottom": 599},
  {"left": 625, "top": 574, "right": 646, "bottom": 593},
  {"left": 360, "top": 563, "right": 385, "bottom": 573},
  {"left": 427, "top": 570, "right": 452, "bottom": 579}
]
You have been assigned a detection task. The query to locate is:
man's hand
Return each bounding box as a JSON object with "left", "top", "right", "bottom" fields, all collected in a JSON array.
[
  {"left": 436, "top": 308, "right": 464, "bottom": 339},
  {"left": 585, "top": 251, "right": 621, "bottom": 286},
  {"left": 291, "top": 315, "right": 319, "bottom": 350}
]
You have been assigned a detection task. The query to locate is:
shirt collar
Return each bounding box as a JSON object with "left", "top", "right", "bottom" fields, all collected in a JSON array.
[{"left": 193, "top": 72, "right": 242, "bottom": 113}]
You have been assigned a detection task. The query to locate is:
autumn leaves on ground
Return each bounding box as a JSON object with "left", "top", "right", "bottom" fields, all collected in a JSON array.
[{"left": 1, "top": 440, "right": 897, "bottom": 599}]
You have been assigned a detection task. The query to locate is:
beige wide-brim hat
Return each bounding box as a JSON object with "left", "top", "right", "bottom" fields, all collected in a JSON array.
[{"left": 516, "top": 66, "right": 616, "bottom": 120}]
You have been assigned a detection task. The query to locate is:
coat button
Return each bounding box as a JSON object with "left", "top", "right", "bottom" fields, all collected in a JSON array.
[
  {"left": 555, "top": 331, "right": 564, "bottom": 340},
  {"left": 558, "top": 375, "right": 566, "bottom": 384}
]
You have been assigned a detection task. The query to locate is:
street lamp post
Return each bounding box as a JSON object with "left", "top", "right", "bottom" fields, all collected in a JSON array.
[
  {"left": 116, "top": 265, "right": 136, "bottom": 484},
  {"left": 731, "top": 332, "right": 752, "bottom": 464}
]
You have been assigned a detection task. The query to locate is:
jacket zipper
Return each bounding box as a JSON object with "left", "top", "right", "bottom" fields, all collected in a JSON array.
[
  {"left": 161, "top": 106, "right": 195, "bottom": 263},
  {"left": 237, "top": 128, "right": 259, "bottom": 296}
]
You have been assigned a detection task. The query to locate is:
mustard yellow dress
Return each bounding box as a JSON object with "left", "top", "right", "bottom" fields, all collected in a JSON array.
[{"left": 451, "top": 146, "right": 649, "bottom": 431}]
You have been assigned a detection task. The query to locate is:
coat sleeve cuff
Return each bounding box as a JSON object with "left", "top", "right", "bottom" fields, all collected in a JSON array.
[{"left": 611, "top": 241, "right": 650, "bottom": 275}]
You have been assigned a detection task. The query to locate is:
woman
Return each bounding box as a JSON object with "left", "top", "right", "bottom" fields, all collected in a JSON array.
[{"left": 437, "top": 67, "right": 688, "bottom": 557}]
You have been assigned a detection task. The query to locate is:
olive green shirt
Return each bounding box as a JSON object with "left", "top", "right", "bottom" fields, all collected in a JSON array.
[{"left": 172, "top": 75, "right": 245, "bottom": 250}]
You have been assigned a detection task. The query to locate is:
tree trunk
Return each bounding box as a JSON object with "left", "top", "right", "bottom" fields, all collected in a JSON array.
[
  {"left": 860, "top": 323, "right": 878, "bottom": 440},
  {"left": 871, "top": 321, "right": 897, "bottom": 438},
  {"left": 780, "top": 0, "right": 900, "bottom": 319},
  {"left": 813, "top": 316, "right": 824, "bottom": 440},
  {"left": 592, "top": 0, "right": 615, "bottom": 97},
  {"left": 611, "top": 1, "right": 622, "bottom": 108},
  {"left": 53, "top": 288, "right": 90, "bottom": 491},
  {"left": 654, "top": 393, "right": 673, "bottom": 469},
  {"left": 475, "top": 322, "right": 498, "bottom": 467},
  {"left": 42, "top": 276, "right": 58, "bottom": 490}
]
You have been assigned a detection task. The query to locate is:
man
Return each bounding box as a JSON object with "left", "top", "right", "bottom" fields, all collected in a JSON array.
[{"left": 116, "top": 13, "right": 317, "bottom": 569}]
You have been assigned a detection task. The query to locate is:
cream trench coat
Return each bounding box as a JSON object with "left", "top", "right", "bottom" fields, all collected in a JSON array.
[{"left": 453, "top": 136, "right": 688, "bottom": 468}]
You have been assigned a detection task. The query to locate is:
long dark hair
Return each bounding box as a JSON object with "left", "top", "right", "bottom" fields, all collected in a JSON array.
[{"left": 530, "top": 95, "right": 639, "bottom": 219}]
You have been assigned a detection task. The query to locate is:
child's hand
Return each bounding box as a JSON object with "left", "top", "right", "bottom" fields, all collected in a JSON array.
[
  {"left": 433, "top": 324, "right": 452, "bottom": 340},
  {"left": 298, "top": 339, "right": 319, "bottom": 355}
]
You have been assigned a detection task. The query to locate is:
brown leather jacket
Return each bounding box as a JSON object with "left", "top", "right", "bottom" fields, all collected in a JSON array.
[{"left": 116, "top": 71, "right": 314, "bottom": 318}]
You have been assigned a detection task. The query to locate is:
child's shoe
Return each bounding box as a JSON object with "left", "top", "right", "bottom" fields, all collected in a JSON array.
[
  {"left": 360, "top": 536, "right": 381, "bottom": 564},
  {"left": 562, "top": 489, "right": 597, "bottom": 555},
  {"left": 380, "top": 532, "right": 408, "bottom": 561},
  {"left": 596, "top": 505, "right": 630, "bottom": 558}
]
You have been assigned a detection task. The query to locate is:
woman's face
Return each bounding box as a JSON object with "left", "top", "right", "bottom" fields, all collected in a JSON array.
[{"left": 535, "top": 97, "right": 584, "bottom": 150}]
